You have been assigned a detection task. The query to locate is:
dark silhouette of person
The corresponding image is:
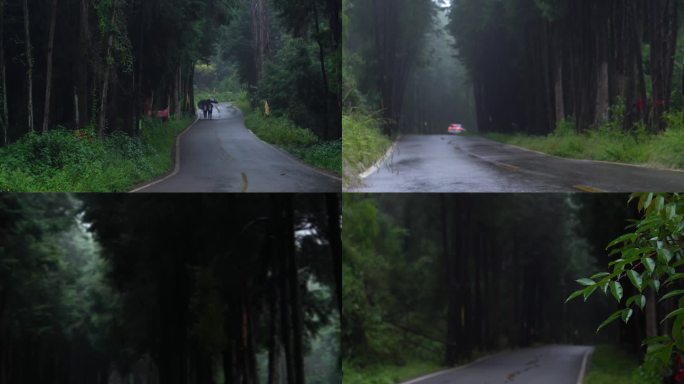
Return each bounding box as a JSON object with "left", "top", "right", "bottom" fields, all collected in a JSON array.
[{"left": 198, "top": 100, "right": 208, "bottom": 119}]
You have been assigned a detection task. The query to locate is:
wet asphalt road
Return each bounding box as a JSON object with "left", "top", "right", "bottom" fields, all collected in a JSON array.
[
  {"left": 352, "top": 135, "right": 684, "bottom": 192},
  {"left": 135, "top": 103, "right": 340, "bottom": 193},
  {"left": 402, "top": 345, "right": 593, "bottom": 384}
]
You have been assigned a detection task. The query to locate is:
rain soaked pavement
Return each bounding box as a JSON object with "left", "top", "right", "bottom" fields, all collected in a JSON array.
[
  {"left": 351, "top": 135, "right": 684, "bottom": 192},
  {"left": 401, "top": 345, "right": 593, "bottom": 384},
  {"left": 134, "top": 103, "right": 340, "bottom": 193}
]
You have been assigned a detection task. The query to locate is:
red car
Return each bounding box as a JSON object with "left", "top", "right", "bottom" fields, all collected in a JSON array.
[{"left": 448, "top": 124, "right": 466, "bottom": 134}]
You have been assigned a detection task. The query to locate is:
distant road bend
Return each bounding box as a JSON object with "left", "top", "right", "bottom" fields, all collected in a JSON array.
[
  {"left": 134, "top": 102, "right": 340, "bottom": 193},
  {"left": 401, "top": 345, "right": 593, "bottom": 384},
  {"left": 353, "top": 135, "right": 684, "bottom": 192}
]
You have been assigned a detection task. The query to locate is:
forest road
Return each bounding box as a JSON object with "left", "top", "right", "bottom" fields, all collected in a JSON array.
[
  {"left": 402, "top": 345, "right": 593, "bottom": 384},
  {"left": 352, "top": 135, "right": 684, "bottom": 192},
  {"left": 133, "top": 103, "right": 341, "bottom": 193}
]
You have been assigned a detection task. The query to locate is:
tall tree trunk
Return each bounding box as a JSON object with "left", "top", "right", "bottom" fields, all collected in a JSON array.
[
  {"left": 326, "top": 195, "right": 342, "bottom": 312},
  {"left": 0, "top": 0, "right": 7, "bottom": 145},
  {"left": 284, "top": 197, "right": 305, "bottom": 384},
  {"left": 42, "top": 0, "right": 58, "bottom": 133},
  {"left": 267, "top": 273, "right": 281, "bottom": 384},
  {"left": 98, "top": 1, "right": 117, "bottom": 137},
  {"left": 312, "top": 0, "right": 331, "bottom": 140},
  {"left": 251, "top": 0, "right": 270, "bottom": 83},
  {"left": 22, "top": 0, "right": 34, "bottom": 133}
]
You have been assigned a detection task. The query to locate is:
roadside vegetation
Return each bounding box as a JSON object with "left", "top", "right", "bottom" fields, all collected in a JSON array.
[
  {"left": 0, "top": 118, "right": 193, "bottom": 192},
  {"left": 342, "top": 113, "right": 391, "bottom": 188},
  {"left": 584, "top": 345, "right": 646, "bottom": 384},
  {"left": 344, "top": 360, "right": 443, "bottom": 384},
  {"left": 191, "top": 0, "right": 341, "bottom": 176},
  {"left": 486, "top": 111, "right": 684, "bottom": 170}
]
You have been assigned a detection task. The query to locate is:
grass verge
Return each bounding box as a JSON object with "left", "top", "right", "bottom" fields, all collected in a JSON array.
[
  {"left": 342, "top": 113, "right": 392, "bottom": 189},
  {"left": 584, "top": 345, "right": 648, "bottom": 384},
  {"left": 237, "top": 99, "right": 341, "bottom": 175},
  {"left": 344, "top": 360, "right": 444, "bottom": 384},
  {"left": 0, "top": 117, "right": 194, "bottom": 192},
  {"left": 484, "top": 113, "right": 684, "bottom": 170}
]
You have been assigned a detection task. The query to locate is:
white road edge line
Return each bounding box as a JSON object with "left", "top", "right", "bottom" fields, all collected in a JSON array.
[
  {"left": 399, "top": 353, "right": 495, "bottom": 384},
  {"left": 244, "top": 128, "right": 342, "bottom": 182},
  {"left": 576, "top": 347, "right": 593, "bottom": 384},
  {"left": 490, "top": 137, "right": 684, "bottom": 174},
  {"left": 130, "top": 117, "right": 200, "bottom": 193},
  {"left": 360, "top": 135, "right": 402, "bottom": 179}
]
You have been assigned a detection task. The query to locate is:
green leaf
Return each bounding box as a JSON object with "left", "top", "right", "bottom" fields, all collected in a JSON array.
[
  {"left": 643, "top": 193, "right": 654, "bottom": 210},
  {"left": 673, "top": 315, "right": 684, "bottom": 350},
  {"left": 590, "top": 272, "right": 610, "bottom": 279},
  {"left": 583, "top": 285, "right": 598, "bottom": 301},
  {"left": 637, "top": 295, "right": 646, "bottom": 310},
  {"left": 663, "top": 308, "right": 684, "bottom": 322},
  {"left": 665, "top": 273, "right": 684, "bottom": 285},
  {"left": 565, "top": 289, "right": 584, "bottom": 303},
  {"left": 576, "top": 278, "right": 595, "bottom": 286},
  {"left": 659, "top": 290, "right": 684, "bottom": 302},
  {"left": 628, "top": 294, "right": 647, "bottom": 310},
  {"left": 597, "top": 310, "right": 622, "bottom": 333},
  {"left": 655, "top": 195, "right": 665, "bottom": 212},
  {"left": 643, "top": 257, "right": 656, "bottom": 274},
  {"left": 610, "top": 281, "right": 623, "bottom": 302},
  {"left": 622, "top": 308, "right": 633, "bottom": 323},
  {"left": 607, "top": 233, "right": 637, "bottom": 249},
  {"left": 657, "top": 248, "right": 673, "bottom": 264},
  {"left": 627, "top": 270, "right": 643, "bottom": 291},
  {"left": 651, "top": 279, "right": 661, "bottom": 292}
]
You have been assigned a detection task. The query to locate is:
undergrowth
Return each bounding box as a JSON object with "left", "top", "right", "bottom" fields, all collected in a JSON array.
[
  {"left": 0, "top": 117, "right": 193, "bottom": 192},
  {"left": 342, "top": 112, "right": 391, "bottom": 189},
  {"left": 485, "top": 111, "right": 684, "bottom": 170},
  {"left": 237, "top": 94, "right": 341, "bottom": 175}
]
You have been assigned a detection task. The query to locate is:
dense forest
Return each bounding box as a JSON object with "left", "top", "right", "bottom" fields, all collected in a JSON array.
[
  {"left": 200, "top": 0, "right": 341, "bottom": 140},
  {"left": 0, "top": 194, "right": 341, "bottom": 384},
  {"left": 342, "top": 194, "right": 654, "bottom": 379},
  {"left": 0, "top": 0, "right": 341, "bottom": 190},
  {"left": 343, "top": 0, "right": 437, "bottom": 135},
  {"left": 0, "top": 0, "right": 340, "bottom": 141},
  {"left": 451, "top": 0, "right": 684, "bottom": 135}
]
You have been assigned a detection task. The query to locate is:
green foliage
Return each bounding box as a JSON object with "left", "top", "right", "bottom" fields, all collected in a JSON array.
[
  {"left": 568, "top": 193, "right": 684, "bottom": 381},
  {"left": 0, "top": 118, "right": 193, "bottom": 191},
  {"left": 241, "top": 102, "right": 341, "bottom": 174},
  {"left": 486, "top": 113, "right": 684, "bottom": 169},
  {"left": 584, "top": 345, "right": 648, "bottom": 384},
  {"left": 342, "top": 113, "right": 391, "bottom": 188},
  {"left": 343, "top": 360, "right": 443, "bottom": 384}
]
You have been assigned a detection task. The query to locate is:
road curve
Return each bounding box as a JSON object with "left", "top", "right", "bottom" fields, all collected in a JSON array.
[
  {"left": 402, "top": 345, "right": 593, "bottom": 384},
  {"left": 351, "top": 135, "right": 684, "bottom": 192},
  {"left": 134, "top": 103, "right": 340, "bottom": 193}
]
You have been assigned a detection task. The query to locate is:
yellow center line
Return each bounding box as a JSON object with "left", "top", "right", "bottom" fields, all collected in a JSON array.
[
  {"left": 497, "top": 163, "right": 520, "bottom": 172},
  {"left": 241, "top": 172, "right": 249, "bottom": 192},
  {"left": 573, "top": 185, "right": 605, "bottom": 193}
]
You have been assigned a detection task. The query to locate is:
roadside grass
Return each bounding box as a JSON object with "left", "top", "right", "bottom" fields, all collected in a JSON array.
[
  {"left": 342, "top": 112, "right": 392, "bottom": 189},
  {"left": 236, "top": 96, "right": 341, "bottom": 175},
  {"left": 584, "top": 345, "right": 650, "bottom": 384},
  {"left": 0, "top": 117, "right": 194, "bottom": 192},
  {"left": 484, "top": 112, "right": 684, "bottom": 170},
  {"left": 344, "top": 360, "right": 444, "bottom": 384}
]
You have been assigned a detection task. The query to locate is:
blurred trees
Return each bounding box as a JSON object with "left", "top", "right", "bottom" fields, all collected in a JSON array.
[
  {"left": 342, "top": 194, "right": 640, "bottom": 368},
  {"left": 449, "top": 0, "right": 684, "bottom": 135},
  {"left": 215, "top": 0, "right": 341, "bottom": 140},
  {"left": 0, "top": 193, "right": 340, "bottom": 384},
  {"left": 0, "top": 0, "right": 234, "bottom": 143},
  {"left": 343, "top": 0, "right": 434, "bottom": 136}
]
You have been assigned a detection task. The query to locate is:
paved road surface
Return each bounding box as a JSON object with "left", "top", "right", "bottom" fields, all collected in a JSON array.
[
  {"left": 352, "top": 135, "right": 684, "bottom": 192},
  {"left": 135, "top": 103, "right": 340, "bottom": 192},
  {"left": 402, "top": 345, "right": 593, "bottom": 384}
]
